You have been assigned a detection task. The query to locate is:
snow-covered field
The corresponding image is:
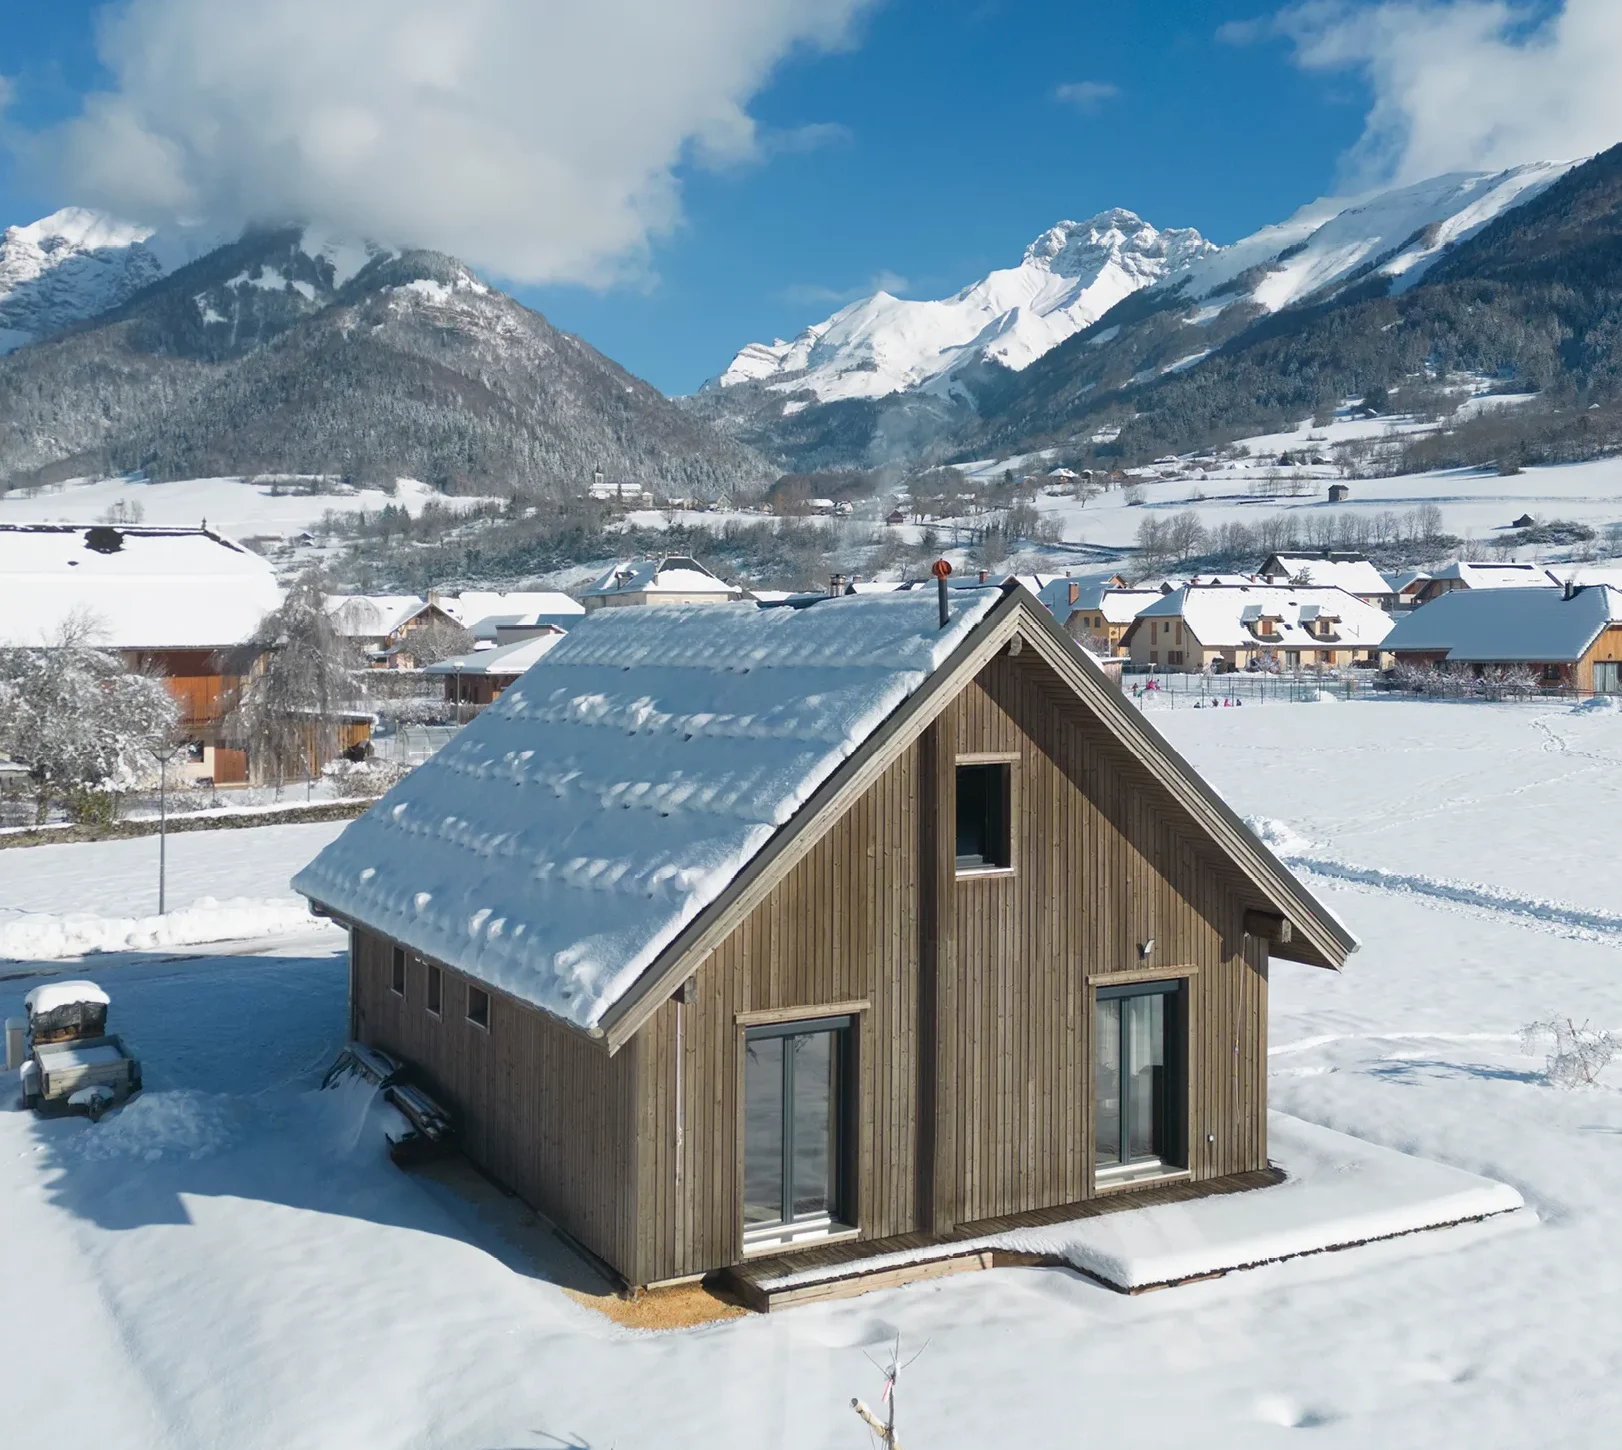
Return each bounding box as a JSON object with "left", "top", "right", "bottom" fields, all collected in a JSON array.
[
  {"left": 0, "top": 473, "right": 493, "bottom": 540},
  {"left": 2, "top": 700, "right": 1621, "bottom": 1446},
  {"left": 0, "top": 820, "right": 346, "bottom": 959}
]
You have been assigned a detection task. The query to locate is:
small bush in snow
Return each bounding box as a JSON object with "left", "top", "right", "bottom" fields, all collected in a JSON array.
[{"left": 1521, "top": 1017, "right": 1616, "bottom": 1088}]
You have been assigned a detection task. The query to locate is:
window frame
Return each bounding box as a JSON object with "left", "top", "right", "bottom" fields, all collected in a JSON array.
[
  {"left": 426, "top": 963, "right": 443, "bottom": 1018},
  {"left": 738, "top": 1013, "right": 859, "bottom": 1253},
  {"left": 1091, "top": 975, "right": 1191, "bottom": 1190},
  {"left": 466, "top": 984, "right": 491, "bottom": 1032},
  {"left": 954, "top": 752, "right": 1019, "bottom": 879},
  {"left": 390, "top": 946, "right": 407, "bottom": 998}
]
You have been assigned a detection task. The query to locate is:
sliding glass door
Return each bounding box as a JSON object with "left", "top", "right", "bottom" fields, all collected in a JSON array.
[
  {"left": 1095, "top": 980, "right": 1183, "bottom": 1179},
  {"left": 743, "top": 1016, "right": 852, "bottom": 1245}
]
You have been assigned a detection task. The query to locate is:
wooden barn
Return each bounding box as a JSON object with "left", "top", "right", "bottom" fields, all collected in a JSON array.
[{"left": 295, "top": 584, "right": 1355, "bottom": 1298}]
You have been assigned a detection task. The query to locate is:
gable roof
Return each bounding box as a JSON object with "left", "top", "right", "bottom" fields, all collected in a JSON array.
[
  {"left": 1132, "top": 584, "right": 1393, "bottom": 650},
  {"left": 0, "top": 523, "right": 282, "bottom": 650},
  {"left": 326, "top": 594, "right": 430, "bottom": 639},
  {"left": 440, "top": 590, "right": 584, "bottom": 626},
  {"left": 1260, "top": 555, "right": 1389, "bottom": 596},
  {"left": 295, "top": 586, "right": 1358, "bottom": 1051},
  {"left": 1384, "top": 584, "right": 1622, "bottom": 662},
  {"left": 583, "top": 556, "right": 741, "bottom": 601},
  {"left": 1426, "top": 561, "right": 1557, "bottom": 589},
  {"left": 423, "top": 630, "right": 567, "bottom": 677}
]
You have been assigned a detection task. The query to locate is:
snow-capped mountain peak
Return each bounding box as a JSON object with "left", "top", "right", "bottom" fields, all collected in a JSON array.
[
  {"left": 0, "top": 207, "right": 227, "bottom": 354},
  {"left": 709, "top": 208, "right": 1215, "bottom": 403}
]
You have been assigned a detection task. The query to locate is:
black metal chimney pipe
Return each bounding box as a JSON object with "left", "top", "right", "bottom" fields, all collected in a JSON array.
[{"left": 933, "top": 558, "right": 953, "bottom": 627}]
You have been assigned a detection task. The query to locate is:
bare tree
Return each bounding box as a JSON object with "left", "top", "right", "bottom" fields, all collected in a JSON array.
[
  {"left": 229, "top": 570, "right": 365, "bottom": 787},
  {"left": 1522, "top": 1018, "right": 1616, "bottom": 1088}
]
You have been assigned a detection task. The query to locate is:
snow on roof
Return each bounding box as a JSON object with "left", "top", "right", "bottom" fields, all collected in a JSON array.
[
  {"left": 1383, "top": 585, "right": 1621, "bottom": 663},
  {"left": 25, "top": 979, "right": 109, "bottom": 1016},
  {"left": 0, "top": 524, "right": 281, "bottom": 650},
  {"left": 1261, "top": 556, "right": 1389, "bottom": 596},
  {"left": 1137, "top": 584, "right": 1394, "bottom": 650},
  {"left": 440, "top": 591, "right": 584, "bottom": 625},
  {"left": 1426, "top": 562, "right": 1558, "bottom": 589},
  {"left": 423, "top": 630, "right": 566, "bottom": 677},
  {"left": 1382, "top": 570, "right": 1431, "bottom": 593},
  {"left": 326, "top": 594, "right": 427, "bottom": 638},
  {"left": 583, "top": 556, "right": 741, "bottom": 600},
  {"left": 294, "top": 589, "right": 1003, "bottom": 1030}
]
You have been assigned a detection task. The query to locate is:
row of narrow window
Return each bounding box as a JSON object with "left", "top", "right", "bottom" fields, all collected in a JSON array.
[{"left": 391, "top": 947, "right": 489, "bottom": 1030}]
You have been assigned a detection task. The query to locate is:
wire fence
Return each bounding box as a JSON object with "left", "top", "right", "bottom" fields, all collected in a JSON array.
[{"left": 1122, "top": 668, "right": 1620, "bottom": 709}]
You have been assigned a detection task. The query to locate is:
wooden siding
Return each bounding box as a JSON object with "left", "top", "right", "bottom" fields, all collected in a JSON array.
[
  {"left": 349, "top": 927, "right": 639, "bottom": 1275},
  {"left": 625, "top": 641, "right": 1272, "bottom": 1285}
]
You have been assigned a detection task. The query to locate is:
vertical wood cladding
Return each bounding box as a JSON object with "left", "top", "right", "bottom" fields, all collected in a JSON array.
[
  {"left": 628, "top": 642, "right": 1271, "bottom": 1284},
  {"left": 349, "top": 927, "right": 638, "bottom": 1275}
]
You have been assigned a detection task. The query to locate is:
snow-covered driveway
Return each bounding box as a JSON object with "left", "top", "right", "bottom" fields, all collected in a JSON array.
[{"left": 0, "top": 699, "right": 1619, "bottom": 1447}]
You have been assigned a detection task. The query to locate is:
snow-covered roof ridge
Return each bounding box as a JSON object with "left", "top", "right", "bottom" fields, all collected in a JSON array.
[
  {"left": 326, "top": 594, "right": 429, "bottom": 638},
  {"left": 294, "top": 590, "right": 1004, "bottom": 1030},
  {"left": 1425, "top": 561, "right": 1559, "bottom": 589},
  {"left": 0, "top": 523, "right": 281, "bottom": 650},
  {"left": 583, "top": 556, "right": 741, "bottom": 599},
  {"left": 1384, "top": 584, "right": 1621, "bottom": 662},
  {"left": 1261, "top": 555, "right": 1389, "bottom": 596},
  {"left": 424, "top": 631, "right": 566, "bottom": 677}
]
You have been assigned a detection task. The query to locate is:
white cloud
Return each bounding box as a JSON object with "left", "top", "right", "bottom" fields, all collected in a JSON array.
[
  {"left": 1274, "top": 0, "right": 1622, "bottom": 185},
  {"left": 778, "top": 268, "right": 909, "bottom": 307},
  {"left": 1053, "top": 81, "right": 1120, "bottom": 114},
  {"left": 19, "top": 0, "right": 874, "bottom": 285}
]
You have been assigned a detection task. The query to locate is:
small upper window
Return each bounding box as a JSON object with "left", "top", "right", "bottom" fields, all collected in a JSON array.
[
  {"left": 426, "top": 964, "right": 442, "bottom": 1017},
  {"left": 956, "top": 762, "right": 1012, "bottom": 873},
  {"left": 467, "top": 985, "right": 490, "bottom": 1031},
  {"left": 390, "top": 947, "right": 406, "bottom": 997}
]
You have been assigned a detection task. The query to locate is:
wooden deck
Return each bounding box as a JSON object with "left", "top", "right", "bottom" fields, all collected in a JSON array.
[{"left": 721, "top": 1166, "right": 1285, "bottom": 1311}]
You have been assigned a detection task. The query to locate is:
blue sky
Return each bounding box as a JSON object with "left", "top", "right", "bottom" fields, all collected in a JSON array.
[{"left": 3, "top": 1, "right": 1380, "bottom": 393}]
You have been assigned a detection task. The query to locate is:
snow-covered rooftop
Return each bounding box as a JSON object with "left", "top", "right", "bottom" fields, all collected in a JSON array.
[
  {"left": 1261, "top": 556, "right": 1390, "bottom": 596},
  {"left": 1384, "top": 585, "right": 1622, "bottom": 663},
  {"left": 1136, "top": 584, "right": 1394, "bottom": 650},
  {"left": 440, "top": 591, "right": 584, "bottom": 626},
  {"left": 1426, "top": 562, "right": 1558, "bottom": 590},
  {"left": 583, "top": 556, "right": 741, "bottom": 601},
  {"left": 326, "top": 594, "right": 428, "bottom": 639},
  {"left": 295, "top": 590, "right": 1003, "bottom": 1029},
  {"left": 424, "top": 630, "right": 567, "bottom": 678},
  {"left": 0, "top": 524, "right": 281, "bottom": 650}
]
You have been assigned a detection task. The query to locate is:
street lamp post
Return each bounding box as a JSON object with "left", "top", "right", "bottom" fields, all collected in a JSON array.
[{"left": 151, "top": 741, "right": 186, "bottom": 915}]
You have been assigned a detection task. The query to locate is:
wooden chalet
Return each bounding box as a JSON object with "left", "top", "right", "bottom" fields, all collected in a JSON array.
[
  {"left": 1384, "top": 582, "right": 1622, "bottom": 692},
  {"left": 0, "top": 523, "right": 285, "bottom": 784},
  {"left": 295, "top": 585, "right": 1355, "bottom": 1297}
]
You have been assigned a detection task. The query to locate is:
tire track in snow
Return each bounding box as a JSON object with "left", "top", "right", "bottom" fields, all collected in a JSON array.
[{"left": 1249, "top": 817, "right": 1622, "bottom": 945}]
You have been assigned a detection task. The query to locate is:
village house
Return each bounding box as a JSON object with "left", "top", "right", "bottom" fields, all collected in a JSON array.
[
  {"left": 0, "top": 523, "right": 284, "bottom": 784},
  {"left": 588, "top": 471, "right": 655, "bottom": 509},
  {"left": 1122, "top": 583, "right": 1394, "bottom": 672},
  {"left": 1413, "top": 561, "right": 1556, "bottom": 605},
  {"left": 1258, "top": 553, "right": 1390, "bottom": 604},
  {"left": 1030, "top": 578, "right": 1162, "bottom": 655},
  {"left": 582, "top": 556, "right": 744, "bottom": 610},
  {"left": 1378, "top": 570, "right": 1432, "bottom": 613},
  {"left": 326, "top": 594, "right": 465, "bottom": 668},
  {"left": 294, "top": 585, "right": 1355, "bottom": 1301},
  {"left": 1383, "top": 583, "right": 1622, "bottom": 692},
  {"left": 424, "top": 628, "right": 568, "bottom": 712},
  {"left": 440, "top": 591, "right": 584, "bottom": 641}
]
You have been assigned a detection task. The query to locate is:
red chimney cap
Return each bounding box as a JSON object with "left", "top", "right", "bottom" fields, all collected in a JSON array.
[{"left": 931, "top": 559, "right": 953, "bottom": 580}]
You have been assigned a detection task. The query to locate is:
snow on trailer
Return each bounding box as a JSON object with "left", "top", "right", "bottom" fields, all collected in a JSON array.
[{"left": 17, "top": 978, "right": 141, "bottom": 1119}]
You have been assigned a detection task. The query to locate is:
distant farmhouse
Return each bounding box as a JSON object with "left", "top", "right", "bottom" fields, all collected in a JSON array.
[
  {"left": 1414, "top": 561, "right": 1556, "bottom": 606},
  {"left": 1123, "top": 583, "right": 1394, "bottom": 672},
  {"left": 1385, "top": 583, "right": 1622, "bottom": 692},
  {"left": 295, "top": 585, "right": 1354, "bottom": 1299},
  {"left": 582, "top": 556, "right": 743, "bottom": 610},
  {"left": 1259, "top": 553, "right": 1390, "bottom": 604},
  {"left": 0, "top": 523, "right": 284, "bottom": 784}
]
